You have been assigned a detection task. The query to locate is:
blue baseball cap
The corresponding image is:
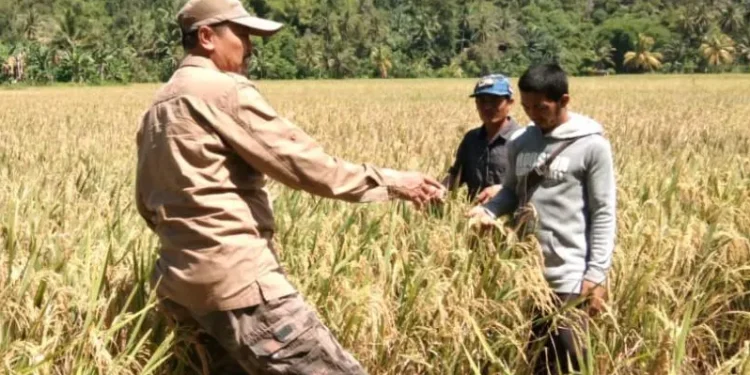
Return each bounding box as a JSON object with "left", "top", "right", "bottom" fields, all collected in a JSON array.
[{"left": 470, "top": 74, "right": 513, "bottom": 98}]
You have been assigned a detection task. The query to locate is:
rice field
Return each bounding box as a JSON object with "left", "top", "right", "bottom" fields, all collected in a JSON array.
[{"left": 2, "top": 75, "right": 750, "bottom": 374}]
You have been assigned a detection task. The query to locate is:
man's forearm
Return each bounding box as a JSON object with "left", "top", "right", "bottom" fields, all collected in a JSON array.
[{"left": 481, "top": 187, "right": 518, "bottom": 217}]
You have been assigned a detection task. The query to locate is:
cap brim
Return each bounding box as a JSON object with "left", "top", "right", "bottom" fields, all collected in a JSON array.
[{"left": 230, "top": 16, "right": 283, "bottom": 37}]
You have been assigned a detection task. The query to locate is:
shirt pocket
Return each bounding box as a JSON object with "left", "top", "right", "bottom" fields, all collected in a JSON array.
[
  {"left": 488, "top": 147, "right": 509, "bottom": 182},
  {"left": 538, "top": 229, "right": 565, "bottom": 269}
]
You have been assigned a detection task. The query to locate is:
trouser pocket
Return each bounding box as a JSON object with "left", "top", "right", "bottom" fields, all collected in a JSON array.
[{"left": 247, "top": 303, "right": 317, "bottom": 359}]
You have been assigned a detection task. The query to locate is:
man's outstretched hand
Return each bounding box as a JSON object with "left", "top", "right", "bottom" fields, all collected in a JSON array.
[{"left": 390, "top": 172, "right": 446, "bottom": 210}]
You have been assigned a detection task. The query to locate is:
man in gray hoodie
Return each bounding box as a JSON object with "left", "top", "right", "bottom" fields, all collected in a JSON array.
[{"left": 467, "top": 63, "right": 617, "bottom": 375}]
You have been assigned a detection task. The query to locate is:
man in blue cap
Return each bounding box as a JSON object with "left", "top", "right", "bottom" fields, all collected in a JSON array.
[{"left": 443, "top": 74, "right": 522, "bottom": 203}]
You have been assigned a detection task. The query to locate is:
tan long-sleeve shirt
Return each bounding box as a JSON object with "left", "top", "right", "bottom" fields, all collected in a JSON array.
[{"left": 136, "top": 55, "right": 405, "bottom": 313}]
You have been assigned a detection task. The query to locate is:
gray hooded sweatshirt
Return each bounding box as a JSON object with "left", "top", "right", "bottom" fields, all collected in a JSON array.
[{"left": 483, "top": 112, "right": 616, "bottom": 295}]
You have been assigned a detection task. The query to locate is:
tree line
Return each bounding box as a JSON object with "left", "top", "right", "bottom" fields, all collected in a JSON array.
[{"left": 1, "top": 0, "right": 749, "bottom": 84}]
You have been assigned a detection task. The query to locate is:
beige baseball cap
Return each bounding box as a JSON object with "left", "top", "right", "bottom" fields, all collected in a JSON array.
[{"left": 177, "top": 0, "right": 283, "bottom": 37}]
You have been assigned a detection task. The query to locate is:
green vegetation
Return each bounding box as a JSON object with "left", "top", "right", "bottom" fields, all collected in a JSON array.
[{"left": 1, "top": 0, "right": 750, "bottom": 84}]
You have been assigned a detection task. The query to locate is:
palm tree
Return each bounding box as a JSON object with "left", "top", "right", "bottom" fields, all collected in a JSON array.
[
  {"left": 366, "top": 9, "right": 389, "bottom": 45},
  {"left": 593, "top": 41, "right": 615, "bottom": 70},
  {"left": 700, "top": 32, "right": 735, "bottom": 69},
  {"left": 468, "top": 2, "right": 499, "bottom": 44},
  {"left": 325, "top": 40, "right": 357, "bottom": 78},
  {"left": 524, "top": 27, "right": 561, "bottom": 64},
  {"left": 739, "top": 44, "right": 750, "bottom": 65},
  {"left": 52, "top": 8, "right": 83, "bottom": 49},
  {"left": 624, "top": 34, "right": 663, "bottom": 72},
  {"left": 370, "top": 45, "right": 392, "bottom": 78},
  {"left": 737, "top": 30, "right": 750, "bottom": 65},
  {"left": 718, "top": 3, "right": 745, "bottom": 34},
  {"left": 296, "top": 33, "right": 324, "bottom": 78},
  {"left": 16, "top": 0, "right": 53, "bottom": 41},
  {"left": 678, "top": 4, "right": 716, "bottom": 39},
  {"left": 342, "top": 12, "right": 366, "bottom": 43}
]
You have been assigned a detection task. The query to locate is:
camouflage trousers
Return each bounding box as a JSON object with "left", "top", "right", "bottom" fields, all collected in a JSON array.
[{"left": 159, "top": 293, "right": 367, "bottom": 375}]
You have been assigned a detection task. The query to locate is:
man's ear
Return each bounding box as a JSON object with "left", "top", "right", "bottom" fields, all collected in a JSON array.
[
  {"left": 197, "top": 26, "right": 216, "bottom": 52},
  {"left": 559, "top": 93, "right": 570, "bottom": 108}
]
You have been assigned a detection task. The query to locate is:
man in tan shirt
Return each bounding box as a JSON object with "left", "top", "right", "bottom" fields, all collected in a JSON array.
[{"left": 135, "top": 0, "right": 445, "bottom": 373}]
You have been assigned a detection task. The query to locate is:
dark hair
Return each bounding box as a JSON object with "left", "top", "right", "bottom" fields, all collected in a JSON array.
[
  {"left": 518, "top": 63, "right": 568, "bottom": 101},
  {"left": 182, "top": 30, "right": 199, "bottom": 50}
]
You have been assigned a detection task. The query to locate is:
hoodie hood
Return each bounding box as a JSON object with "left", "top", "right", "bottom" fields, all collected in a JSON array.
[{"left": 530, "top": 112, "right": 604, "bottom": 140}]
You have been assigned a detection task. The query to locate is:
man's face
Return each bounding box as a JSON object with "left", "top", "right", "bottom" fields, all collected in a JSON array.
[
  {"left": 201, "top": 22, "right": 254, "bottom": 74},
  {"left": 475, "top": 94, "right": 513, "bottom": 126},
  {"left": 519, "top": 91, "right": 569, "bottom": 132}
]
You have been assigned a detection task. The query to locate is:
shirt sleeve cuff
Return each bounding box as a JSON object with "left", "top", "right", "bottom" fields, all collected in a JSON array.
[
  {"left": 583, "top": 267, "right": 607, "bottom": 285},
  {"left": 483, "top": 207, "right": 497, "bottom": 219},
  {"left": 358, "top": 187, "right": 391, "bottom": 202},
  {"left": 362, "top": 167, "right": 405, "bottom": 201}
]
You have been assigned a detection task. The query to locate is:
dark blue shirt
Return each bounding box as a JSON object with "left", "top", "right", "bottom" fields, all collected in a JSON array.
[{"left": 448, "top": 118, "right": 521, "bottom": 200}]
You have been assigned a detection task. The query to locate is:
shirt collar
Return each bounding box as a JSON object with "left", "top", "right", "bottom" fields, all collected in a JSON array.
[
  {"left": 179, "top": 55, "right": 221, "bottom": 71},
  {"left": 479, "top": 117, "right": 519, "bottom": 144},
  {"left": 497, "top": 117, "right": 520, "bottom": 139}
]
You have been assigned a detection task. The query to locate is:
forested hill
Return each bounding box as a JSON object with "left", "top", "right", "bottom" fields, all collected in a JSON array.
[{"left": 1, "top": 0, "right": 749, "bottom": 84}]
